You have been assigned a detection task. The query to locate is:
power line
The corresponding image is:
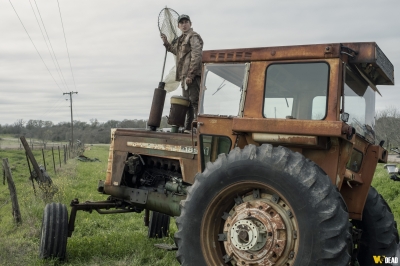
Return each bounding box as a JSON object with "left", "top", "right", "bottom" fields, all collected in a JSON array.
[
  {"left": 8, "top": 0, "right": 64, "bottom": 93},
  {"left": 37, "top": 94, "right": 67, "bottom": 121},
  {"left": 57, "top": 0, "right": 77, "bottom": 90},
  {"left": 34, "top": 0, "right": 70, "bottom": 91},
  {"left": 29, "top": 0, "right": 67, "bottom": 91}
]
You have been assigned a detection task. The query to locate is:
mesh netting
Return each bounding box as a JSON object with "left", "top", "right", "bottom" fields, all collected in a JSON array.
[{"left": 158, "top": 8, "right": 181, "bottom": 43}]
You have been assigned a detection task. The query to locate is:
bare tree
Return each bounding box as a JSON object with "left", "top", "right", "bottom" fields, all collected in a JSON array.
[{"left": 375, "top": 106, "right": 400, "bottom": 149}]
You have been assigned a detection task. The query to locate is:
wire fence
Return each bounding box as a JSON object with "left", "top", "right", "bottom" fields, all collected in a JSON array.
[
  {"left": 0, "top": 138, "right": 85, "bottom": 224},
  {"left": 0, "top": 137, "right": 68, "bottom": 151},
  {"left": 33, "top": 143, "right": 84, "bottom": 174}
]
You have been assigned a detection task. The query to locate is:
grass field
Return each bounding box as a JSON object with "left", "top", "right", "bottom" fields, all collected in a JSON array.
[
  {"left": 1, "top": 142, "right": 400, "bottom": 266},
  {"left": 0, "top": 145, "right": 178, "bottom": 266}
]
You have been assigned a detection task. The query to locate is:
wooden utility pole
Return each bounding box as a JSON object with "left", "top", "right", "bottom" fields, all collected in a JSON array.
[
  {"left": 63, "top": 91, "right": 78, "bottom": 148},
  {"left": 2, "top": 158, "right": 22, "bottom": 224}
]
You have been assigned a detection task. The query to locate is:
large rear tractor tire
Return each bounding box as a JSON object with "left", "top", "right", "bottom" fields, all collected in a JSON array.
[
  {"left": 175, "top": 144, "right": 351, "bottom": 266},
  {"left": 148, "top": 211, "right": 170, "bottom": 238},
  {"left": 355, "top": 187, "right": 399, "bottom": 265},
  {"left": 39, "top": 203, "right": 68, "bottom": 260}
]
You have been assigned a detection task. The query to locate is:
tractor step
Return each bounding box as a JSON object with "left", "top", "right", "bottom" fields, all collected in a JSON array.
[{"left": 154, "top": 243, "right": 178, "bottom": 251}]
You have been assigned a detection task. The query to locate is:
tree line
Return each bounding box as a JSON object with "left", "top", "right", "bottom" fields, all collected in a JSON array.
[
  {"left": 374, "top": 107, "right": 400, "bottom": 150},
  {"left": 0, "top": 117, "right": 169, "bottom": 145},
  {"left": 0, "top": 108, "right": 399, "bottom": 148}
]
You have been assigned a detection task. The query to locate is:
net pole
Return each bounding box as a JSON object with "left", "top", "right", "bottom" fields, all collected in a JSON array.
[{"left": 160, "top": 48, "right": 167, "bottom": 82}]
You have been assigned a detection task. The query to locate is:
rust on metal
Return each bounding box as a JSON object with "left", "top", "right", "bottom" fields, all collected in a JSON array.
[
  {"left": 341, "top": 124, "right": 356, "bottom": 140},
  {"left": 252, "top": 133, "right": 319, "bottom": 146},
  {"left": 302, "top": 141, "right": 339, "bottom": 185},
  {"left": 203, "top": 43, "right": 342, "bottom": 63},
  {"left": 232, "top": 118, "right": 348, "bottom": 137},
  {"left": 341, "top": 139, "right": 382, "bottom": 220},
  {"left": 343, "top": 169, "right": 363, "bottom": 184},
  {"left": 223, "top": 200, "right": 289, "bottom": 265},
  {"left": 127, "top": 142, "right": 197, "bottom": 154},
  {"left": 343, "top": 42, "right": 394, "bottom": 85},
  {"left": 200, "top": 183, "right": 298, "bottom": 266},
  {"left": 203, "top": 42, "right": 393, "bottom": 86},
  {"left": 105, "top": 128, "right": 199, "bottom": 187}
]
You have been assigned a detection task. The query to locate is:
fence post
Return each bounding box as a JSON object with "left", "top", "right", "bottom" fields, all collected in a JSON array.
[
  {"left": 20, "top": 136, "right": 44, "bottom": 182},
  {"left": 58, "top": 146, "right": 61, "bottom": 167},
  {"left": 2, "top": 158, "right": 22, "bottom": 224},
  {"left": 41, "top": 148, "right": 46, "bottom": 171},
  {"left": 25, "top": 152, "right": 36, "bottom": 195},
  {"left": 64, "top": 145, "right": 67, "bottom": 164},
  {"left": 52, "top": 147, "right": 56, "bottom": 174}
]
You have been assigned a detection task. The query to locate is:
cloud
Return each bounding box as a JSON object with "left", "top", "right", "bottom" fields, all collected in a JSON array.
[{"left": 1, "top": 0, "right": 399, "bottom": 126}]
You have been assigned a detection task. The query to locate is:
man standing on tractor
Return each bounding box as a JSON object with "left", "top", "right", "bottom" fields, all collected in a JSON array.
[{"left": 161, "top": 14, "right": 204, "bottom": 134}]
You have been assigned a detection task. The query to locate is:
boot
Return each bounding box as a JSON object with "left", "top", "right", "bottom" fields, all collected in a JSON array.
[{"left": 184, "top": 103, "right": 194, "bottom": 131}]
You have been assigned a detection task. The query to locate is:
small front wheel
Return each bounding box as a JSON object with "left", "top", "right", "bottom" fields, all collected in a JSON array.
[{"left": 39, "top": 202, "right": 68, "bottom": 260}]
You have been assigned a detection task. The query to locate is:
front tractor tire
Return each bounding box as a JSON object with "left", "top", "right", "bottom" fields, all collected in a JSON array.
[
  {"left": 39, "top": 203, "right": 68, "bottom": 260},
  {"left": 175, "top": 144, "right": 351, "bottom": 266}
]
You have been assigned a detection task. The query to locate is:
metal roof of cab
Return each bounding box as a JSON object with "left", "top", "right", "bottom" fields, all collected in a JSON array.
[{"left": 202, "top": 42, "right": 394, "bottom": 86}]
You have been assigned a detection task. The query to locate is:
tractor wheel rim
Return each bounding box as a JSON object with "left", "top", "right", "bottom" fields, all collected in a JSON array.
[{"left": 200, "top": 182, "right": 299, "bottom": 266}]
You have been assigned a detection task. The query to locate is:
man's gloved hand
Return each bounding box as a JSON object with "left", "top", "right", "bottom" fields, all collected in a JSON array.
[{"left": 161, "top": 34, "right": 169, "bottom": 45}]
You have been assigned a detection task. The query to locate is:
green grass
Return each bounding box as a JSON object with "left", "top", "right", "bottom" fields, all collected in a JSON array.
[
  {"left": 0, "top": 145, "right": 178, "bottom": 266},
  {"left": 1, "top": 142, "right": 400, "bottom": 265}
]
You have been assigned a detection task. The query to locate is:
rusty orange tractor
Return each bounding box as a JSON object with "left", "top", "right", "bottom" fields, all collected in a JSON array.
[{"left": 39, "top": 42, "right": 398, "bottom": 266}]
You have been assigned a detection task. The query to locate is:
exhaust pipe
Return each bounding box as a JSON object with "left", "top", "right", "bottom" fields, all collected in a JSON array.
[{"left": 147, "top": 82, "right": 166, "bottom": 131}]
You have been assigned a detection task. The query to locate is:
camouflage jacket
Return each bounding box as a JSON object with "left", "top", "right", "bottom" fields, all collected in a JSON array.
[{"left": 164, "top": 28, "right": 203, "bottom": 81}]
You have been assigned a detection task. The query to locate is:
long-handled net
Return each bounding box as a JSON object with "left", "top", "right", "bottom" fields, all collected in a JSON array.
[
  {"left": 158, "top": 7, "right": 180, "bottom": 44},
  {"left": 158, "top": 7, "right": 181, "bottom": 91}
]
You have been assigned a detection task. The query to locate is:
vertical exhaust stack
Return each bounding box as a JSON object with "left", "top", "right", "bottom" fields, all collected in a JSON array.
[{"left": 148, "top": 82, "right": 167, "bottom": 131}]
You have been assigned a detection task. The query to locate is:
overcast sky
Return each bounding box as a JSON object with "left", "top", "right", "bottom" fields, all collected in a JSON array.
[{"left": 1, "top": 0, "right": 399, "bottom": 125}]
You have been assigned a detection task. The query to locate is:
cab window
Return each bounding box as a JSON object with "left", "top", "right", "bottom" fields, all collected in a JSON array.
[{"left": 264, "top": 62, "right": 329, "bottom": 120}]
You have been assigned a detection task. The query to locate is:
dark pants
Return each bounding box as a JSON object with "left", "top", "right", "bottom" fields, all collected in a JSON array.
[{"left": 182, "top": 76, "right": 200, "bottom": 130}]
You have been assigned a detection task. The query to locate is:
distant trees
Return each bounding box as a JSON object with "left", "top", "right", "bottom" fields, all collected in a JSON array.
[
  {"left": 2, "top": 107, "right": 398, "bottom": 148},
  {"left": 375, "top": 107, "right": 400, "bottom": 150},
  {"left": 0, "top": 117, "right": 169, "bottom": 144}
]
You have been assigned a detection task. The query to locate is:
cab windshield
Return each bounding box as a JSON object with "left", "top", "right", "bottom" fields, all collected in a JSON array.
[
  {"left": 342, "top": 66, "right": 376, "bottom": 143},
  {"left": 200, "top": 63, "right": 249, "bottom": 116}
]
